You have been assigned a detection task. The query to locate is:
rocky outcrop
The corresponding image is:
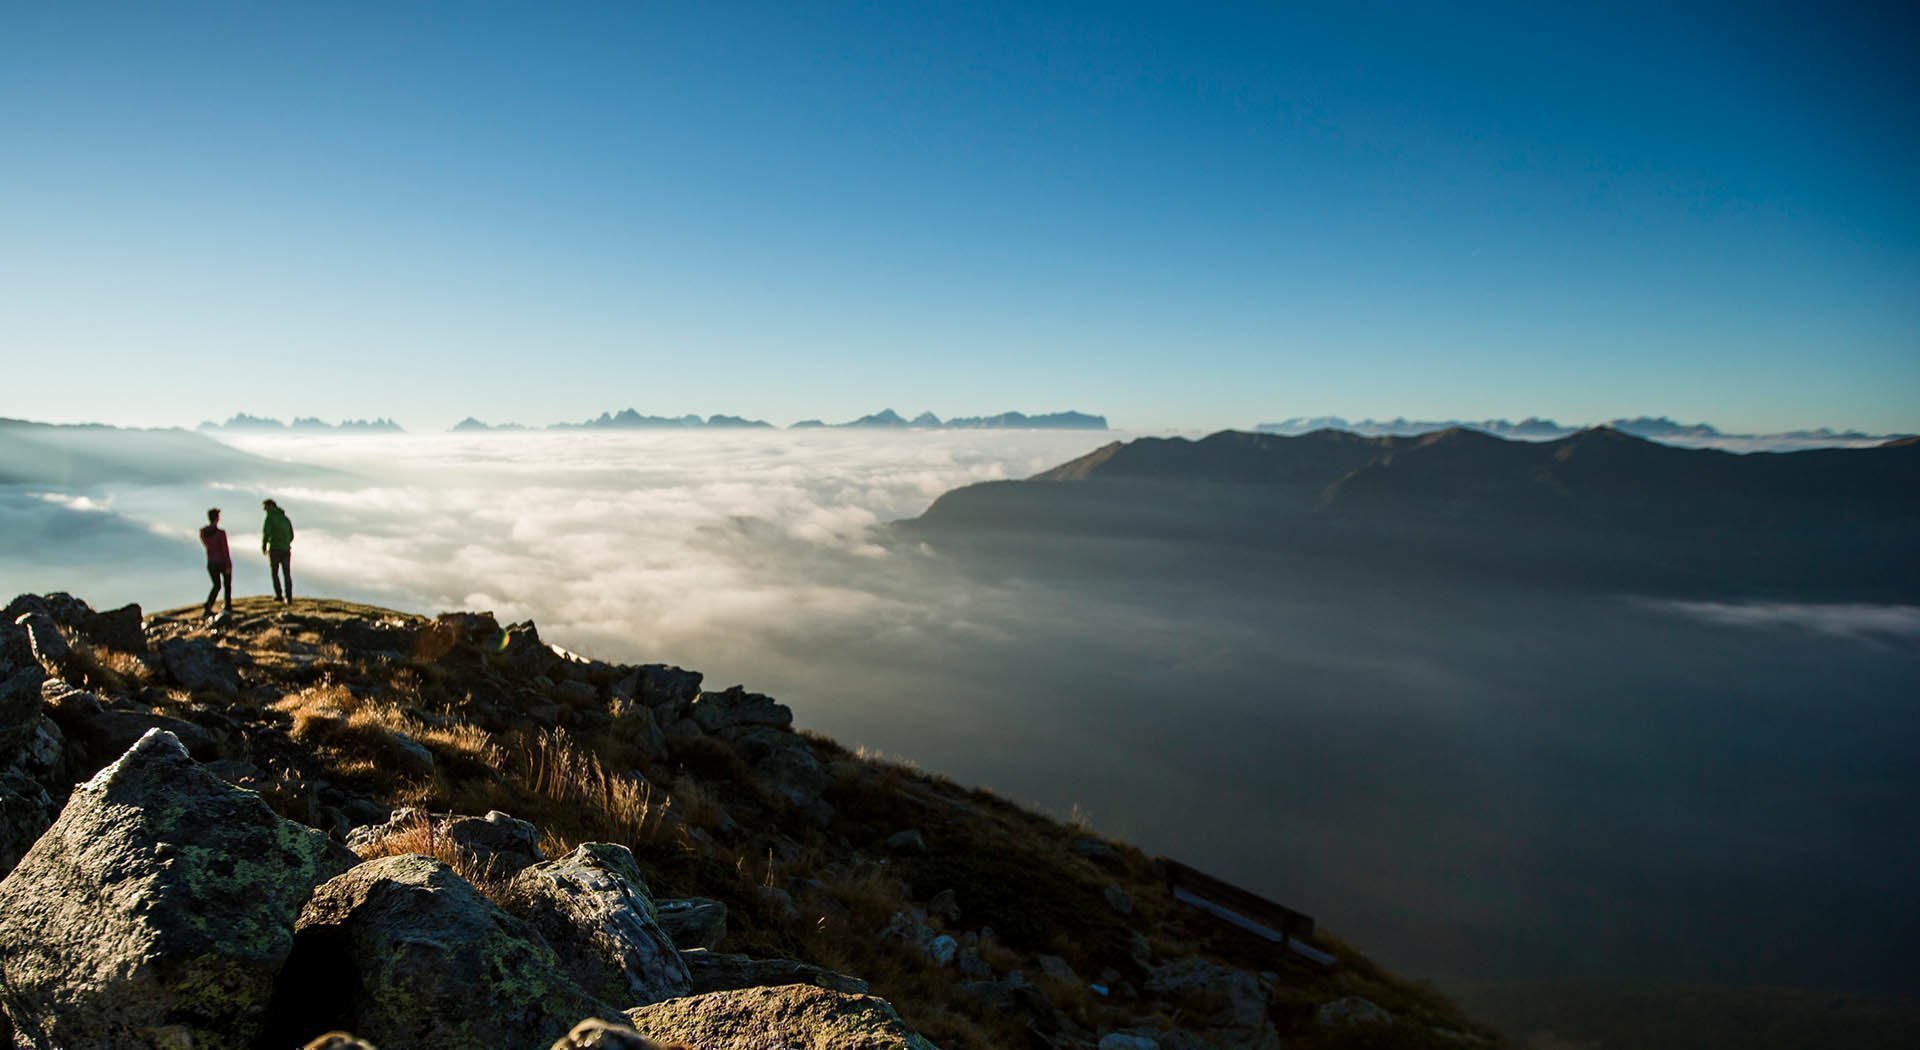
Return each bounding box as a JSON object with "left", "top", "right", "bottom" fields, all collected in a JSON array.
[
  {"left": 0, "top": 730, "right": 351, "bottom": 1050},
  {"left": 626, "top": 984, "right": 937, "bottom": 1050},
  {"left": 688, "top": 685, "right": 792, "bottom": 732},
  {"left": 157, "top": 636, "right": 241, "bottom": 697},
  {"left": 271, "top": 854, "right": 616, "bottom": 1048},
  {"left": 507, "top": 842, "right": 693, "bottom": 1008},
  {"left": 1145, "top": 958, "right": 1282, "bottom": 1050}
]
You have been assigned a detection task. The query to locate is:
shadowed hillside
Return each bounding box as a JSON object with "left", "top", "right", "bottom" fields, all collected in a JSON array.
[{"left": 0, "top": 591, "right": 1492, "bottom": 1049}]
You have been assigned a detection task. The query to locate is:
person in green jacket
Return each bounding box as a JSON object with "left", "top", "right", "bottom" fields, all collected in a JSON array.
[{"left": 261, "top": 498, "right": 295, "bottom": 603}]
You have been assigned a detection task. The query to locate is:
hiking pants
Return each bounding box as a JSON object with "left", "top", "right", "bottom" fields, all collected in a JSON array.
[
  {"left": 206, "top": 562, "right": 232, "bottom": 613},
  {"left": 269, "top": 549, "right": 292, "bottom": 601}
]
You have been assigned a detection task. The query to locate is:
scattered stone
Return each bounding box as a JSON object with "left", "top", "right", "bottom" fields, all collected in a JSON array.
[
  {"left": 1071, "top": 836, "right": 1126, "bottom": 869},
  {"left": 271, "top": 854, "right": 615, "bottom": 1048},
  {"left": 1104, "top": 883, "right": 1134, "bottom": 915},
  {"left": 1316, "top": 996, "right": 1393, "bottom": 1028},
  {"left": 626, "top": 984, "right": 935, "bottom": 1050},
  {"left": 508, "top": 842, "right": 693, "bottom": 1008},
  {"left": 383, "top": 730, "right": 435, "bottom": 777},
  {"left": 926, "top": 933, "right": 959, "bottom": 967},
  {"left": 928, "top": 887, "right": 961, "bottom": 923},
  {"left": 0, "top": 730, "right": 351, "bottom": 1050},
  {"left": 1037, "top": 954, "right": 1079, "bottom": 981},
  {"left": 885, "top": 828, "right": 927, "bottom": 854},
  {"left": 656, "top": 897, "right": 729, "bottom": 950},
  {"left": 1099, "top": 1035, "right": 1160, "bottom": 1050}
]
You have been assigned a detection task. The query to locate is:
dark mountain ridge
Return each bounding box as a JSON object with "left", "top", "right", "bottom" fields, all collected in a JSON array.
[{"left": 911, "top": 427, "right": 1920, "bottom": 600}]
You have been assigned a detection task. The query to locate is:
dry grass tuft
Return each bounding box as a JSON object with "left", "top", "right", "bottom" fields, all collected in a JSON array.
[
  {"left": 351, "top": 811, "right": 517, "bottom": 905},
  {"left": 515, "top": 729, "right": 675, "bottom": 847}
]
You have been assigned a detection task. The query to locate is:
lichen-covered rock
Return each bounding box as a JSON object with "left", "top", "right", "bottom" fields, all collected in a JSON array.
[
  {"left": 271, "top": 854, "right": 616, "bottom": 1049},
  {"left": 656, "top": 896, "right": 729, "bottom": 950},
  {"left": 508, "top": 842, "right": 692, "bottom": 1007},
  {"left": 0, "top": 729, "right": 352, "bottom": 1050},
  {"left": 679, "top": 949, "right": 870, "bottom": 996},
  {"left": 626, "top": 984, "right": 937, "bottom": 1050},
  {"left": 550, "top": 1017, "right": 680, "bottom": 1049}
]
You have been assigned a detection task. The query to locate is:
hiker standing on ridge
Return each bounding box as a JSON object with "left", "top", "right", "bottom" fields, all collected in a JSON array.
[
  {"left": 261, "top": 498, "right": 295, "bottom": 603},
  {"left": 199, "top": 508, "right": 233, "bottom": 617}
]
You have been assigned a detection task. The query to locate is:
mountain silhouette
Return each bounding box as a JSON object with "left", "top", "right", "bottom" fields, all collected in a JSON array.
[{"left": 910, "top": 428, "right": 1920, "bottom": 600}]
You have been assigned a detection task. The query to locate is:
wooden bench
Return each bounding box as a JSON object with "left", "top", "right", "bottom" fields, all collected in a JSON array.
[{"left": 1158, "top": 857, "right": 1336, "bottom": 969}]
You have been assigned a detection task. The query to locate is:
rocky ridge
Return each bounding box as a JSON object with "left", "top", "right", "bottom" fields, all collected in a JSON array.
[{"left": 0, "top": 592, "right": 1492, "bottom": 1049}]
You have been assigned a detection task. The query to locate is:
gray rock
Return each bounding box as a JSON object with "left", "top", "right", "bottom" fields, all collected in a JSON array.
[
  {"left": 156, "top": 636, "right": 239, "bottom": 697},
  {"left": 14, "top": 613, "right": 80, "bottom": 683},
  {"left": 384, "top": 731, "right": 435, "bottom": 777},
  {"left": 0, "top": 730, "right": 351, "bottom": 1050},
  {"left": 1146, "top": 958, "right": 1279, "bottom": 1049},
  {"left": 656, "top": 896, "right": 729, "bottom": 950},
  {"left": 626, "top": 984, "right": 934, "bottom": 1050},
  {"left": 551, "top": 1018, "right": 673, "bottom": 1049},
  {"left": 1071, "top": 836, "right": 1126, "bottom": 869},
  {"left": 1104, "top": 883, "right": 1134, "bottom": 915},
  {"left": 75, "top": 603, "right": 145, "bottom": 654},
  {"left": 508, "top": 842, "right": 693, "bottom": 1008},
  {"left": 928, "top": 887, "right": 961, "bottom": 923},
  {"left": 614, "top": 664, "right": 703, "bottom": 714},
  {"left": 661, "top": 717, "right": 705, "bottom": 748},
  {"left": 1316, "top": 995, "right": 1393, "bottom": 1028},
  {"left": 680, "top": 949, "right": 870, "bottom": 995},
  {"left": 614, "top": 702, "right": 669, "bottom": 762},
  {"left": 1037, "top": 954, "right": 1078, "bottom": 981},
  {"left": 82, "top": 708, "right": 218, "bottom": 763},
  {"left": 0, "top": 667, "right": 45, "bottom": 754},
  {"left": 276, "top": 854, "right": 616, "bottom": 1048},
  {"left": 39, "top": 677, "right": 101, "bottom": 724},
  {"left": 0, "top": 769, "right": 55, "bottom": 878},
  {"left": 1099, "top": 1035, "right": 1160, "bottom": 1050},
  {"left": 926, "top": 933, "right": 959, "bottom": 967},
  {"left": 494, "top": 621, "right": 561, "bottom": 677},
  {"left": 688, "top": 685, "right": 792, "bottom": 733},
  {"left": 555, "top": 678, "right": 599, "bottom": 706},
  {"left": 885, "top": 828, "right": 927, "bottom": 854}
]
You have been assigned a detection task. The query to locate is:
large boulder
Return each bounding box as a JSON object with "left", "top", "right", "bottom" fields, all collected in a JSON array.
[
  {"left": 0, "top": 667, "right": 45, "bottom": 754},
  {"left": 0, "top": 729, "right": 352, "bottom": 1050},
  {"left": 13, "top": 612, "right": 83, "bottom": 684},
  {"left": 268, "top": 854, "right": 616, "bottom": 1049},
  {"left": 626, "top": 984, "right": 937, "bottom": 1050},
  {"left": 507, "top": 842, "right": 692, "bottom": 1007},
  {"left": 75, "top": 603, "right": 146, "bottom": 654},
  {"left": 0, "top": 769, "right": 55, "bottom": 878}
]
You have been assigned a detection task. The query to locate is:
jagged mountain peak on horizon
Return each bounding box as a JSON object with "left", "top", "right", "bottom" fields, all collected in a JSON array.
[
  {"left": 1254, "top": 414, "right": 1910, "bottom": 450},
  {"left": 198, "top": 414, "right": 405, "bottom": 434}
]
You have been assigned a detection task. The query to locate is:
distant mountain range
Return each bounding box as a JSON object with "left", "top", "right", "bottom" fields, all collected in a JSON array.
[
  {"left": 2, "top": 418, "right": 321, "bottom": 487},
  {"left": 1255, "top": 415, "right": 1910, "bottom": 450},
  {"left": 454, "top": 409, "right": 1107, "bottom": 431},
  {"left": 199, "top": 414, "right": 405, "bottom": 434},
  {"left": 910, "top": 427, "right": 1920, "bottom": 601}
]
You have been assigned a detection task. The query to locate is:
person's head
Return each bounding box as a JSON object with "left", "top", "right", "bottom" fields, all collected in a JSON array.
[
  {"left": 206, "top": 508, "right": 220, "bottom": 525},
  {"left": 262, "top": 498, "right": 277, "bottom": 512}
]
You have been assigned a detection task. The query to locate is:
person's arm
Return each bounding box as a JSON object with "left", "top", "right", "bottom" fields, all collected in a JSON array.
[{"left": 262, "top": 518, "right": 270, "bottom": 554}]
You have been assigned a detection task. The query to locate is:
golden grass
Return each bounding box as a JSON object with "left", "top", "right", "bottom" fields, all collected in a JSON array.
[{"left": 350, "top": 811, "right": 517, "bottom": 906}]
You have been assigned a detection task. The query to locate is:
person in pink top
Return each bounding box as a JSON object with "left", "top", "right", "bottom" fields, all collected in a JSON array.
[{"left": 200, "top": 507, "right": 233, "bottom": 617}]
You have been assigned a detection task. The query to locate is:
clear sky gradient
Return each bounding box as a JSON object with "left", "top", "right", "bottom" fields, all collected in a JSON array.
[{"left": 3, "top": 2, "right": 1915, "bottom": 432}]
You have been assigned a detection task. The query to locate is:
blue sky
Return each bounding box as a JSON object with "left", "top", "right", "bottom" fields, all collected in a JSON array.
[{"left": 3, "top": 2, "right": 1915, "bottom": 432}]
